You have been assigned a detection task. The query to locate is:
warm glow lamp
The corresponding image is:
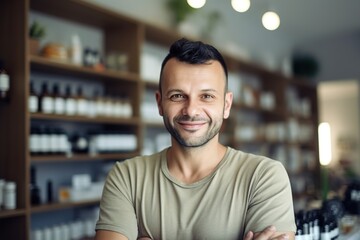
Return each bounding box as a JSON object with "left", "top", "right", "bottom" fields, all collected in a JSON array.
[
  {"left": 231, "top": 0, "right": 251, "bottom": 13},
  {"left": 318, "top": 122, "right": 332, "bottom": 200},
  {"left": 262, "top": 11, "right": 280, "bottom": 30},
  {"left": 186, "top": 1, "right": 282, "bottom": 31},
  {"left": 187, "top": 0, "right": 206, "bottom": 9}
]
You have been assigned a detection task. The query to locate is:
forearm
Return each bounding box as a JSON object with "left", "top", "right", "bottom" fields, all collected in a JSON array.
[{"left": 95, "top": 230, "right": 128, "bottom": 240}]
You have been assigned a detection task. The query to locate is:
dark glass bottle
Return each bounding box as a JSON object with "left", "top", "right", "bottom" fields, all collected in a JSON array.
[
  {"left": 40, "top": 82, "right": 54, "bottom": 114},
  {"left": 29, "top": 81, "right": 39, "bottom": 113},
  {"left": 71, "top": 133, "right": 89, "bottom": 153},
  {"left": 30, "top": 166, "right": 41, "bottom": 205},
  {"left": 53, "top": 83, "right": 65, "bottom": 115}
]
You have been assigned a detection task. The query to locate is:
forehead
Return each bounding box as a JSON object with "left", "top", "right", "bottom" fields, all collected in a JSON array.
[{"left": 161, "top": 58, "right": 226, "bottom": 90}]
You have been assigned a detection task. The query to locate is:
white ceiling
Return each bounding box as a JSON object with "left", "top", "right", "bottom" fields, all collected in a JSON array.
[
  {"left": 208, "top": 0, "right": 360, "bottom": 46},
  {"left": 87, "top": 0, "right": 360, "bottom": 65}
]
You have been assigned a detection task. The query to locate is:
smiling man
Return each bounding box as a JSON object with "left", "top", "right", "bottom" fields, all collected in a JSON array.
[{"left": 95, "top": 38, "right": 296, "bottom": 240}]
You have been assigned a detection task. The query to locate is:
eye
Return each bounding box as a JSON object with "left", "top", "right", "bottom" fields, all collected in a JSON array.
[
  {"left": 201, "top": 94, "right": 215, "bottom": 101},
  {"left": 170, "top": 94, "right": 186, "bottom": 102}
]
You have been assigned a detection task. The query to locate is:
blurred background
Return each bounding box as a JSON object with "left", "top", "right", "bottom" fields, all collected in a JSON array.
[{"left": 1, "top": 0, "right": 360, "bottom": 239}]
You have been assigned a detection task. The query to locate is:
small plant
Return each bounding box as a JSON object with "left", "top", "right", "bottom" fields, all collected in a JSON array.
[
  {"left": 166, "top": 0, "right": 195, "bottom": 25},
  {"left": 29, "top": 21, "right": 46, "bottom": 40}
]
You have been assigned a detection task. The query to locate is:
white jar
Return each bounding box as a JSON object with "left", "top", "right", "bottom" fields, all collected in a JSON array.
[
  {"left": 32, "top": 229, "right": 43, "bottom": 240},
  {"left": 4, "top": 181, "right": 16, "bottom": 209}
]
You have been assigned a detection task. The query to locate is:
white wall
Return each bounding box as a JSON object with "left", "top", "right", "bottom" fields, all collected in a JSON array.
[
  {"left": 318, "top": 80, "right": 360, "bottom": 175},
  {"left": 298, "top": 31, "right": 360, "bottom": 82}
]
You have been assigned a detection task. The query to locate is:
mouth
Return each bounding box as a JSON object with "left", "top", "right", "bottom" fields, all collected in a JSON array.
[{"left": 177, "top": 121, "right": 207, "bottom": 131}]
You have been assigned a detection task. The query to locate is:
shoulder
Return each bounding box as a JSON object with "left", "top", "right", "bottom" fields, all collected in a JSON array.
[
  {"left": 226, "top": 147, "right": 285, "bottom": 172},
  {"left": 104, "top": 150, "right": 165, "bottom": 191},
  {"left": 108, "top": 149, "right": 164, "bottom": 178},
  {"left": 224, "top": 147, "right": 288, "bottom": 186}
]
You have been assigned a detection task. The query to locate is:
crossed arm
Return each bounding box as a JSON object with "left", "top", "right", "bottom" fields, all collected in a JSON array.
[{"left": 95, "top": 225, "right": 295, "bottom": 240}]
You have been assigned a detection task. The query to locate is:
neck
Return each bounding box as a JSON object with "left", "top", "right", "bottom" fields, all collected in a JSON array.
[{"left": 166, "top": 138, "right": 227, "bottom": 184}]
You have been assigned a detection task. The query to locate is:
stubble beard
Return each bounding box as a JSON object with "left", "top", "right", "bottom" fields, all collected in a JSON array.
[{"left": 162, "top": 114, "right": 223, "bottom": 148}]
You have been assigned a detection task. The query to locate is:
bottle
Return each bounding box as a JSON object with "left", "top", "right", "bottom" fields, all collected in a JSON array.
[
  {"left": 113, "top": 96, "right": 122, "bottom": 118},
  {"left": 30, "top": 166, "right": 41, "bottom": 205},
  {"left": 58, "top": 128, "right": 69, "bottom": 155},
  {"left": 104, "top": 95, "right": 113, "bottom": 117},
  {"left": 70, "top": 34, "right": 82, "bottom": 65},
  {"left": 312, "top": 210, "right": 321, "bottom": 240},
  {"left": 95, "top": 91, "right": 105, "bottom": 117},
  {"left": 65, "top": 85, "right": 76, "bottom": 115},
  {"left": 75, "top": 86, "right": 88, "bottom": 116},
  {"left": 123, "top": 96, "right": 133, "bottom": 118},
  {"left": 30, "top": 127, "right": 41, "bottom": 155},
  {"left": 320, "top": 212, "right": 331, "bottom": 240},
  {"left": 38, "top": 126, "right": 51, "bottom": 155},
  {"left": 53, "top": 84, "right": 65, "bottom": 115},
  {"left": 4, "top": 181, "right": 16, "bottom": 209},
  {"left": 0, "top": 60, "right": 10, "bottom": 101},
  {"left": 71, "top": 133, "right": 89, "bottom": 153},
  {"left": 40, "top": 82, "right": 54, "bottom": 114},
  {"left": 295, "top": 216, "right": 303, "bottom": 240},
  {"left": 47, "top": 180, "right": 53, "bottom": 203},
  {"left": 307, "top": 210, "right": 314, "bottom": 240},
  {"left": 49, "top": 128, "right": 59, "bottom": 155},
  {"left": 87, "top": 92, "right": 96, "bottom": 118},
  {"left": 29, "top": 81, "right": 39, "bottom": 113}
]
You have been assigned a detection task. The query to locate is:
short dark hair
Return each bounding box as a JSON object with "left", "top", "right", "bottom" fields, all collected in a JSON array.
[{"left": 159, "top": 38, "right": 228, "bottom": 94}]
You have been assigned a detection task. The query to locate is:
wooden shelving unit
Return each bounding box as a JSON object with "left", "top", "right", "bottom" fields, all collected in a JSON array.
[
  {"left": 0, "top": 0, "right": 319, "bottom": 238},
  {"left": 31, "top": 152, "right": 138, "bottom": 163},
  {"left": 30, "top": 199, "right": 100, "bottom": 214},
  {"left": 31, "top": 112, "right": 141, "bottom": 125}
]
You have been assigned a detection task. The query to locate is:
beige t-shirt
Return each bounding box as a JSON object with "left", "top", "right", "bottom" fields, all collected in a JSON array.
[{"left": 96, "top": 147, "right": 296, "bottom": 240}]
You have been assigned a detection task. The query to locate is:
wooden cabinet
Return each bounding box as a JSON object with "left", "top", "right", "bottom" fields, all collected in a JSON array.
[{"left": 0, "top": 0, "right": 319, "bottom": 238}]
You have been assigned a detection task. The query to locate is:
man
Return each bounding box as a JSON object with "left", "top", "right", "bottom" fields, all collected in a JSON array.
[{"left": 95, "top": 38, "right": 296, "bottom": 240}]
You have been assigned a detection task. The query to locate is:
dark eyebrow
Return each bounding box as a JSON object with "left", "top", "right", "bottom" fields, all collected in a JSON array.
[
  {"left": 166, "top": 88, "right": 219, "bottom": 96},
  {"left": 165, "top": 89, "right": 184, "bottom": 97}
]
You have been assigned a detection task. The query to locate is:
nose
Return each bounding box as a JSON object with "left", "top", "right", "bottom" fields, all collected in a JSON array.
[{"left": 182, "top": 98, "right": 199, "bottom": 117}]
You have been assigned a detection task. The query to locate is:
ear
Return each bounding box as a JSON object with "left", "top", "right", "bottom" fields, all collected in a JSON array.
[
  {"left": 155, "top": 91, "right": 164, "bottom": 116},
  {"left": 223, "top": 91, "right": 233, "bottom": 119}
]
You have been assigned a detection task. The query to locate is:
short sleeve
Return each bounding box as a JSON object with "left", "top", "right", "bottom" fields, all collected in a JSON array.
[
  {"left": 244, "top": 160, "right": 296, "bottom": 234},
  {"left": 95, "top": 162, "right": 138, "bottom": 240}
]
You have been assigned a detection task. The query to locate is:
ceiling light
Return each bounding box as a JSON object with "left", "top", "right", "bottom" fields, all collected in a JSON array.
[
  {"left": 262, "top": 11, "right": 280, "bottom": 31},
  {"left": 231, "top": 0, "right": 251, "bottom": 13},
  {"left": 187, "top": 0, "right": 206, "bottom": 9}
]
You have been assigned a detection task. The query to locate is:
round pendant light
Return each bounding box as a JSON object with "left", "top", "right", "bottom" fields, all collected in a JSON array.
[
  {"left": 187, "top": 0, "right": 206, "bottom": 9},
  {"left": 262, "top": 11, "right": 280, "bottom": 30},
  {"left": 231, "top": 0, "right": 251, "bottom": 13}
]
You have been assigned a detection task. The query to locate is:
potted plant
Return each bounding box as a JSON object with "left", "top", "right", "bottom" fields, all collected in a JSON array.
[
  {"left": 29, "top": 21, "right": 46, "bottom": 55},
  {"left": 166, "top": 0, "right": 195, "bottom": 26}
]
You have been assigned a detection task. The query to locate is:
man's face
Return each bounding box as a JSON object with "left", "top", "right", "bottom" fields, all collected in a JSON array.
[{"left": 156, "top": 58, "right": 233, "bottom": 148}]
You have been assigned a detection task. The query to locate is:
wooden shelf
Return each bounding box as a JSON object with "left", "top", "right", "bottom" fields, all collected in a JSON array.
[
  {"left": 0, "top": 209, "right": 27, "bottom": 219},
  {"left": 31, "top": 199, "right": 100, "bottom": 214},
  {"left": 142, "top": 121, "right": 164, "bottom": 128},
  {"left": 31, "top": 152, "right": 138, "bottom": 162},
  {"left": 142, "top": 80, "right": 159, "bottom": 90},
  {"left": 30, "top": 112, "right": 140, "bottom": 125},
  {"left": 30, "top": 55, "right": 140, "bottom": 83}
]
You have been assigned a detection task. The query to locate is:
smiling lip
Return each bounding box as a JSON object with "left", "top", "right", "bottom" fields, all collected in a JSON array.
[{"left": 178, "top": 121, "right": 206, "bottom": 131}]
